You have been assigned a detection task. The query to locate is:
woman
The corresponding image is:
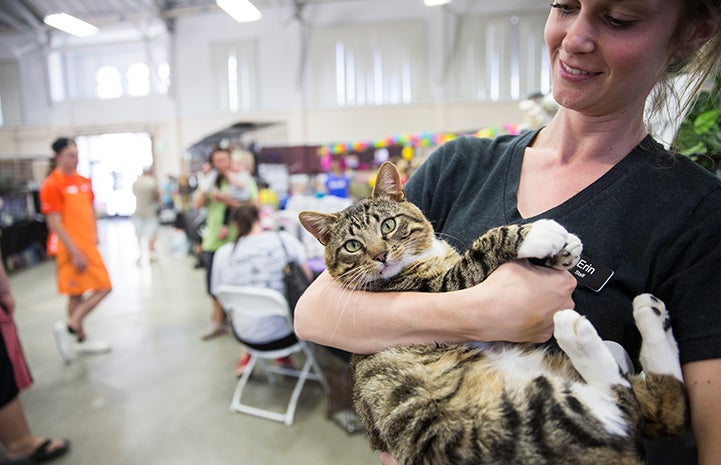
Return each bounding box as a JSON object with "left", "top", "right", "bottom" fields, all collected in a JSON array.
[
  {"left": 193, "top": 147, "right": 240, "bottom": 340},
  {"left": 294, "top": 1, "right": 721, "bottom": 464},
  {"left": 210, "top": 203, "right": 312, "bottom": 374},
  {"left": 0, "top": 247, "right": 70, "bottom": 463}
]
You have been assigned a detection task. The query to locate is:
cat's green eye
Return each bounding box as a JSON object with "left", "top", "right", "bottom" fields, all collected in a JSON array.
[
  {"left": 381, "top": 218, "right": 396, "bottom": 235},
  {"left": 344, "top": 240, "right": 363, "bottom": 253}
]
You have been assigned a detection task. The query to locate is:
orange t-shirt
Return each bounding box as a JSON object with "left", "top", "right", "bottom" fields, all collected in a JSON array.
[{"left": 40, "top": 169, "right": 111, "bottom": 294}]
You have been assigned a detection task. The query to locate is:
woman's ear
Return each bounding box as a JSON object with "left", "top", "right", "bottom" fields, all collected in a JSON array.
[{"left": 678, "top": 18, "right": 720, "bottom": 56}]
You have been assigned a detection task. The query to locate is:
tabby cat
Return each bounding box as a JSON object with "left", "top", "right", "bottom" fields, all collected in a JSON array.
[{"left": 299, "top": 161, "right": 688, "bottom": 465}]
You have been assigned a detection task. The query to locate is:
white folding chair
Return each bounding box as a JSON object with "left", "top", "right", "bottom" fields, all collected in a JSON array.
[{"left": 214, "top": 285, "right": 329, "bottom": 426}]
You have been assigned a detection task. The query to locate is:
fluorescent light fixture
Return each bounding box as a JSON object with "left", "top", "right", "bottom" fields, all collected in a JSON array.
[
  {"left": 43, "top": 13, "right": 99, "bottom": 37},
  {"left": 216, "top": 0, "right": 263, "bottom": 23},
  {"left": 424, "top": 0, "right": 452, "bottom": 5}
]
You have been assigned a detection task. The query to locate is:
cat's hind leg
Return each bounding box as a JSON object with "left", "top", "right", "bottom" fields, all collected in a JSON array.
[
  {"left": 553, "top": 310, "right": 629, "bottom": 389},
  {"left": 633, "top": 294, "right": 682, "bottom": 381},
  {"left": 554, "top": 309, "right": 632, "bottom": 438},
  {"left": 517, "top": 219, "right": 582, "bottom": 270},
  {"left": 630, "top": 294, "right": 688, "bottom": 438}
]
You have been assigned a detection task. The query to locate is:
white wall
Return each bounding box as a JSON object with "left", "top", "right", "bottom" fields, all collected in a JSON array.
[{"left": 0, "top": 0, "right": 549, "bottom": 179}]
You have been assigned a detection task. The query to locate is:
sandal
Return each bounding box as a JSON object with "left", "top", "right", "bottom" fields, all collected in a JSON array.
[{"left": 2, "top": 438, "right": 70, "bottom": 464}]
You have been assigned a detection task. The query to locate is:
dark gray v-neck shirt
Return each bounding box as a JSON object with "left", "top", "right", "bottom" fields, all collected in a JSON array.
[
  {"left": 404, "top": 130, "right": 721, "bottom": 367},
  {"left": 405, "top": 130, "right": 721, "bottom": 463}
]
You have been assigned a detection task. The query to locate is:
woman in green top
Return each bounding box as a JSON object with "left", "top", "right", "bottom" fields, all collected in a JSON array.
[{"left": 193, "top": 147, "right": 239, "bottom": 340}]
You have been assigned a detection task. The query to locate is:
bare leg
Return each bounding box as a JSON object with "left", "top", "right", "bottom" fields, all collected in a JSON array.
[
  {"left": 67, "top": 288, "right": 112, "bottom": 340},
  {"left": 0, "top": 397, "right": 66, "bottom": 459},
  {"left": 212, "top": 297, "right": 224, "bottom": 325}
]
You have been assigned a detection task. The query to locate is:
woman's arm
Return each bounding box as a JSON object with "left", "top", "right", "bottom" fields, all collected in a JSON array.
[
  {"left": 683, "top": 359, "right": 721, "bottom": 465},
  {"left": 294, "top": 260, "right": 577, "bottom": 354}
]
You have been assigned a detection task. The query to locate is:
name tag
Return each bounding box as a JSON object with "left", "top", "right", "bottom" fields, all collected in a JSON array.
[{"left": 571, "top": 254, "right": 614, "bottom": 292}]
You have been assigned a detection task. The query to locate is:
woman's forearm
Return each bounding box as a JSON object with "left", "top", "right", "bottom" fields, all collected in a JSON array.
[{"left": 294, "top": 261, "right": 577, "bottom": 353}]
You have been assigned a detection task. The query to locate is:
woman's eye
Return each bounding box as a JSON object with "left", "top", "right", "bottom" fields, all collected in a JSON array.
[
  {"left": 381, "top": 218, "right": 396, "bottom": 234},
  {"left": 605, "top": 15, "right": 634, "bottom": 29},
  {"left": 344, "top": 240, "right": 362, "bottom": 253},
  {"left": 550, "top": 2, "right": 575, "bottom": 14}
]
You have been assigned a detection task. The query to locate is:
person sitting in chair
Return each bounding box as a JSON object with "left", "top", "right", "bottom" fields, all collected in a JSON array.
[{"left": 210, "top": 202, "right": 312, "bottom": 375}]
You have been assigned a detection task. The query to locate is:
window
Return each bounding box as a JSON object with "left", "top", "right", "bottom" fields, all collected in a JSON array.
[
  {"left": 96, "top": 65, "right": 123, "bottom": 99},
  {"left": 157, "top": 63, "right": 170, "bottom": 94},
  {"left": 309, "top": 21, "right": 426, "bottom": 107},
  {"left": 211, "top": 41, "right": 257, "bottom": 112},
  {"left": 448, "top": 13, "right": 549, "bottom": 102},
  {"left": 45, "top": 27, "right": 169, "bottom": 102},
  {"left": 127, "top": 62, "right": 150, "bottom": 97}
]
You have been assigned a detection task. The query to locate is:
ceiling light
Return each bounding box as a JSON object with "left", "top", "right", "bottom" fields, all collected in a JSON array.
[
  {"left": 216, "top": 0, "right": 263, "bottom": 23},
  {"left": 423, "top": 0, "right": 452, "bottom": 5},
  {"left": 43, "top": 13, "right": 99, "bottom": 37}
]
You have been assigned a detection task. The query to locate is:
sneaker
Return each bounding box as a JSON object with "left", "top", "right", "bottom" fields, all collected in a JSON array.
[
  {"left": 74, "top": 339, "right": 112, "bottom": 355},
  {"left": 201, "top": 322, "right": 227, "bottom": 340},
  {"left": 275, "top": 356, "right": 294, "bottom": 369},
  {"left": 234, "top": 353, "right": 251, "bottom": 377},
  {"left": 52, "top": 322, "right": 75, "bottom": 364}
]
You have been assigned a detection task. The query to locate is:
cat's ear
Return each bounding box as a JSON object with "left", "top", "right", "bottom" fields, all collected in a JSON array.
[
  {"left": 298, "top": 211, "right": 338, "bottom": 245},
  {"left": 372, "top": 161, "right": 406, "bottom": 202}
]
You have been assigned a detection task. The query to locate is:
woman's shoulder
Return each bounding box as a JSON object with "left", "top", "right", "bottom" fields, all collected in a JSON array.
[{"left": 422, "top": 131, "right": 534, "bottom": 174}]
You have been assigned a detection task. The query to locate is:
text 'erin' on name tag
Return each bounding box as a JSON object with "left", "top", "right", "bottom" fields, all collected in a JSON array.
[{"left": 571, "top": 254, "right": 614, "bottom": 292}]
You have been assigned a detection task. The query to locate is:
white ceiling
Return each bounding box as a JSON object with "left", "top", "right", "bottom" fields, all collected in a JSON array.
[{"left": 0, "top": 0, "right": 545, "bottom": 60}]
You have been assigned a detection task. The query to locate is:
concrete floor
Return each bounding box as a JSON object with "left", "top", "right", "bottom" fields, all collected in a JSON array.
[{"left": 7, "top": 218, "right": 378, "bottom": 465}]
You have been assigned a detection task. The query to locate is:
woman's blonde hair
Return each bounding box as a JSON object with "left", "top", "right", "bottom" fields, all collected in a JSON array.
[{"left": 648, "top": 0, "right": 721, "bottom": 137}]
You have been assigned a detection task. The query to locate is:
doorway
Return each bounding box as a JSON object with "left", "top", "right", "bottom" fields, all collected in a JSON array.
[{"left": 75, "top": 132, "right": 153, "bottom": 217}]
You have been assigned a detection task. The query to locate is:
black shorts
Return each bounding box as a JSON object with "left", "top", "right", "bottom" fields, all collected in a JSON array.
[{"left": 201, "top": 251, "right": 216, "bottom": 297}]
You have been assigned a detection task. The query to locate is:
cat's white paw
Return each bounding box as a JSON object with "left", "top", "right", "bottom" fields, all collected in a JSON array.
[
  {"left": 554, "top": 310, "right": 628, "bottom": 388},
  {"left": 517, "top": 219, "right": 569, "bottom": 261},
  {"left": 546, "top": 233, "right": 582, "bottom": 270},
  {"left": 633, "top": 294, "right": 682, "bottom": 380}
]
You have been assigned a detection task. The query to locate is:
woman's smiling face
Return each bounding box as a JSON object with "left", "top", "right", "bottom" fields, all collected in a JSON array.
[{"left": 544, "top": 0, "right": 685, "bottom": 118}]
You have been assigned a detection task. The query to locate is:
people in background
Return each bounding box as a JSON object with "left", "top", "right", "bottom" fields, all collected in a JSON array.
[
  {"left": 160, "top": 175, "right": 177, "bottom": 211},
  {"left": 324, "top": 160, "right": 350, "bottom": 198},
  {"left": 217, "top": 149, "right": 258, "bottom": 240},
  {"left": 257, "top": 180, "right": 279, "bottom": 210},
  {"left": 295, "top": 1, "right": 721, "bottom": 464},
  {"left": 40, "top": 138, "right": 112, "bottom": 363},
  {"left": 0, "top": 246, "right": 70, "bottom": 464},
  {"left": 193, "top": 147, "right": 240, "bottom": 340},
  {"left": 131, "top": 166, "right": 160, "bottom": 263},
  {"left": 211, "top": 202, "right": 311, "bottom": 375}
]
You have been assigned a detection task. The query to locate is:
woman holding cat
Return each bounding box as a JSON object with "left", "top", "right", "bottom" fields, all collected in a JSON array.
[{"left": 295, "top": 1, "right": 721, "bottom": 464}]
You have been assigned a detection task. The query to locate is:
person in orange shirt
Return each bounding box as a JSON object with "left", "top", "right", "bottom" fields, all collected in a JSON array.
[{"left": 40, "top": 138, "right": 112, "bottom": 363}]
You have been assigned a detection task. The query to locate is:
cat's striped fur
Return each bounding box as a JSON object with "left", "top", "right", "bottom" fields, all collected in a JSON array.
[{"left": 299, "top": 161, "right": 688, "bottom": 465}]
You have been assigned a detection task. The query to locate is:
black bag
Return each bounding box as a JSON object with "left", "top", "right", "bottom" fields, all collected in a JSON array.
[{"left": 277, "top": 233, "right": 312, "bottom": 316}]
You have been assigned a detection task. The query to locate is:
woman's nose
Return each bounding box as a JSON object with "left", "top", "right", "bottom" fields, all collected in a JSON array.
[{"left": 562, "top": 13, "right": 596, "bottom": 55}]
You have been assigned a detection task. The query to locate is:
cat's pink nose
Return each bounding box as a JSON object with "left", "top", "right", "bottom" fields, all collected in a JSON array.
[{"left": 374, "top": 252, "right": 387, "bottom": 263}]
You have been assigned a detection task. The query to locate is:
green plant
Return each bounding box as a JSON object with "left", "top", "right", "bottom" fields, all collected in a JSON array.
[{"left": 675, "top": 73, "right": 721, "bottom": 171}]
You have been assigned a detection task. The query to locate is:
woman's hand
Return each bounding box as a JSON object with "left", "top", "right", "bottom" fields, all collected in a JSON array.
[
  {"left": 379, "top": 452, "right": 401, "bottom": 465},
  {"left": 0, "top": 291, "right": 14, "bottom": 316},
  {"left": 463, "top": 260, "right": 577, "bottom": 343}
]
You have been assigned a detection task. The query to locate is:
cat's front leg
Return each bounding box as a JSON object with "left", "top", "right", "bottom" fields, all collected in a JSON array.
[{"left": 517, "top": 219, "right": 582, "bottom": 270}]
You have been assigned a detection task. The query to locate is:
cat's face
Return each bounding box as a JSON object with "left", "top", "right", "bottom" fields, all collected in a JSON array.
[{"left": 299, "top": 162, "right": 435, "bottom": 289}]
